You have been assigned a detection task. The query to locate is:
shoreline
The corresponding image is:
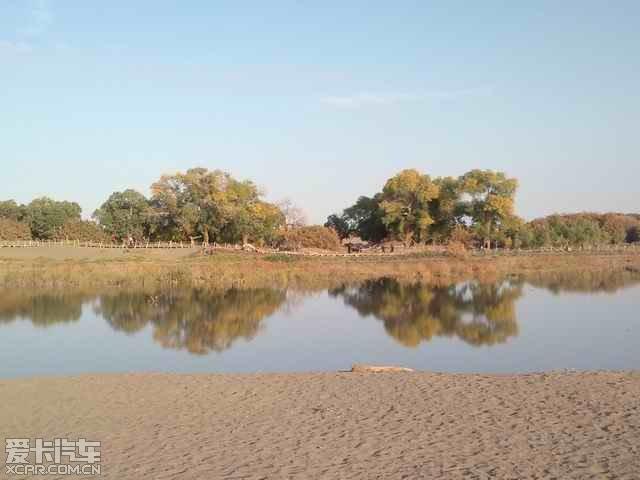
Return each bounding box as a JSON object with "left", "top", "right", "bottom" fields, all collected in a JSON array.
[
  {"left": 1, "top": 366, "right": 638, "bottom": 381},
  {"left": 1, "top": 370, "right": 638, "bottom": 478},
  {"left": 2, "top": 246, "right": 640, "bottom": 290}
]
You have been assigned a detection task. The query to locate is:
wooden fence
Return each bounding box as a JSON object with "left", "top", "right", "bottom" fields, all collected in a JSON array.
[{"left": 0, "top": 239, "right": 195, "bottom": 249}]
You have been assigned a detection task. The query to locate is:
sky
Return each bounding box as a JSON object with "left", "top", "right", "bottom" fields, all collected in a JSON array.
[{"left": 1, "top": 1, "right": 638, "bottom": 223}]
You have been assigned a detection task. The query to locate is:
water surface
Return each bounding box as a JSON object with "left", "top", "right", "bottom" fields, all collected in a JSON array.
[{"left": 1, "top": 272, "right": 638, "bottom": 377}]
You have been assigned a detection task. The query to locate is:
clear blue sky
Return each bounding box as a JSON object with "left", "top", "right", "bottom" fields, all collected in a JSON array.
[{"left": 1, "top": 1, "right": 638, "bottom": 223}]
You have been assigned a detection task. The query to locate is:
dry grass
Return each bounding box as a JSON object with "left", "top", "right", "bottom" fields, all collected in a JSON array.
[
  {"left": 445, "top": 241, "right": 469, "bottom": 260},
  {"left": 1, "top": 247, "right": 640, "bottom": 290}
]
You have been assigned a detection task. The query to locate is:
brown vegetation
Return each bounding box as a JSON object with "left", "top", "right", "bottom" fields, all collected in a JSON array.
[
  {"left": 52, "top": 219, "right": 110, "bottom": 242},
  {"left": 445, "top": 241, "right": 468, "bottom": 259},
  {"left": 1, "top": 247, "right": 640, "bottom": 291},
  {"left": 0, "top": 218, "right": 31, "bottom": 241},
  {"left": 276, "top": 226, "right": 342, "bottom": 251}
]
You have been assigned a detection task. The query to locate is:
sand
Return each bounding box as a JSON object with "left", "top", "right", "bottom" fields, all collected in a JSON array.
[{"left": 1, "top": 371, "right": 638, "bottom": 479}]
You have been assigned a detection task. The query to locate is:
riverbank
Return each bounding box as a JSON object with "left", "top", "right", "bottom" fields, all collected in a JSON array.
[
  {"left": 1, "top": 246, "right": 640, "bottom": 289},
  {"left": 1, "top": 370, "right": 638, "bottom": 479}
]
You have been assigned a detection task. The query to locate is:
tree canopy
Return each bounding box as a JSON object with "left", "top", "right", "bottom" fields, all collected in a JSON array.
[
  {"left": 2, "top": 165, "right": 640, "bottom": 249},
  {"left": 379, "top": 169, "right": 441, "bottom": 244},
  {"left": 24, "top": 197, "right": 82, "bottom": 240},
  {"left": 93, "top": 189, "right": 152, "bottom": 241},
  {"left": 327, "top": 168, "right": 521, "bottom": 248},
  {"left": 149, "top": 168, "right": 285, "bottom": 244}
]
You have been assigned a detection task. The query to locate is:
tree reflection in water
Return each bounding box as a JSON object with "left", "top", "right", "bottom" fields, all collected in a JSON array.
[
  {"left": 1, "top": 269, "right": 639, "bottom": 353},
  {"left": 330, "top": 278, "right": 523, "bottom": 347},
  {"left": 0, "top": 291, "right": 84, "bottom": 327},
  {"left": 94, "top": 288, "right": 288, "bottom": 354}
]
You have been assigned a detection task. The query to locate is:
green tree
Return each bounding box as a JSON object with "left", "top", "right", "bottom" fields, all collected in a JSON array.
[
  {"left": 93, "top": 190, "right": 151, "bottom": 241},
  {"left": 150, "top": 168, "right": 229, "bottom": 243},
  {"left": 341, "top": 195, "right": 387, "bottom": 241},
  {"left": 429, "top": 176, "right": 462, "bottom": 244},
  {"left": 379, "top": 169, "right": 440, "bottom": 244},
  {"left": 324, "top": 214, "right": 351, "bottom": 240},
  {"left": 523, "top": 213, "right": 638, "bottom": 249},
  {"left": 217, "top": 176, "right": 283, "bottom": 244},
  {"left": 52, "top": 219, "right": 109, "bottom": 242},
  {"left": 223, "top": 200, "right": 285, "bottom": 245},
  {"left": 25, "top": 197, "right": 82, "bottom": 239},
  {"left": 459, "top": 170, "right": 519, "bottom": 249},
  {"left": 0, "top": 200, "right": 26, "bottom": 221},
  {"left": 150, "top": 167, "right": 283, "bottom": 244}
]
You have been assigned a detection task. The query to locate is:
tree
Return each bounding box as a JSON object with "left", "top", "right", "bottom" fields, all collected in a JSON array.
[
  {"left": 342, "top": 195, "right": 388, "bottom": 242},
  {"left": 326, "top": 195, "right": 388, "bottom": 242},
  {"left": 522, "top": 213, "right": 640, "bottom": 249},
  {"left": 150, "top": 168, "right": 231, "bottom": 243},
  {"left": 150, "top": 167, "right": 284, "bottom": 245},
  {"left": 93, "top": 190, "right": 151, "bottom": 241},
  {"left": 379, "top": 169, "right": 440, "bottom": 244},
  {"left": 324, "top": 214, "right": 351, "bottom": 240},
  {"left": 0, "top": 218, "right": 32, "bottom": 240},
  {"left": 459, "top": 170, "right": 519, "bottom": 249},
  {"left": 277, "top": 198, "right": 307, "bottom": 229},
  {"left": 0, "top": 200, "right": 26, "bottom": 221},
  {"left": 25, "top": 197, "right": 82, "bottom": 239},
  {"left": 52, "top": 219, "right": 109, "bottom": 242},
  {"left": 601, "top": 214, "right": 639, "bottom": 245},
  {"left": 429, "top": 176, "right": 462, "bottom": 244},
  {"left": 223, "top": 200, "right": 285, "bottom": 245}
]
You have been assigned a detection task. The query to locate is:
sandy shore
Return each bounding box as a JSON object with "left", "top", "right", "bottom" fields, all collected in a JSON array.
[{"left": 1, "top": 371, "right": 638, "bottom": 479}]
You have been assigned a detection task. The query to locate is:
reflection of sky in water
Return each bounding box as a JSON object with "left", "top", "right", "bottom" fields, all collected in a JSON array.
[{"left": 0, "top": 277, "right": 638, "bottom": 378}]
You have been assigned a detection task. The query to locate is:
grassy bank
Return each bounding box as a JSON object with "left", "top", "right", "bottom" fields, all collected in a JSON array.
[{"left": 1, "top": 247, "right": 640, "bottom": 290}]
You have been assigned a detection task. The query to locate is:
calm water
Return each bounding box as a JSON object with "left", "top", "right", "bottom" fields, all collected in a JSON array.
[{"left": 1, "top": 273, "right": 639, "bottom": 377}]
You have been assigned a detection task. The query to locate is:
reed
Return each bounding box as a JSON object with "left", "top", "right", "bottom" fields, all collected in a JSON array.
[{"left": 1, "top": 248, "right": 640, "bottom": 291}]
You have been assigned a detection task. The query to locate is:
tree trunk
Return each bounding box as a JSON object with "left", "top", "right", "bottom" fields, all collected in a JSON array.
[{"left": 203, "top": 227, "right": 209, "bottom": 246}]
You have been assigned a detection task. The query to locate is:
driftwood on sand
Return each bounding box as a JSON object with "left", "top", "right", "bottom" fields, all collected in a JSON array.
[{"left": 349, "top": 364, "right": 414, "bottom": 373}]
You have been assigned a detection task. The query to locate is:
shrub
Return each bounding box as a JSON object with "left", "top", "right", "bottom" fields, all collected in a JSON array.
[
  {"left": 446, "top": 241, "right": 469, "bottom": 259},
  {"left": 449, "top": 225, "right": 474, "bottom": 248},
  {"left": 0, "top": 218, "right": 32, "bottom": 240},
  {"left": 276, "top": 226, "right": 342, "bottom": 251},
  {"left": 52, "top": 219, "right": 110, "bottom": 242}
]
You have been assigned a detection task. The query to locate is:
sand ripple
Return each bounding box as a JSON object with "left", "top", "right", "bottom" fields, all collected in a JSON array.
[{"left": 1, "top": 371, "right": 638, "bottom": 479}]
